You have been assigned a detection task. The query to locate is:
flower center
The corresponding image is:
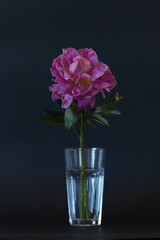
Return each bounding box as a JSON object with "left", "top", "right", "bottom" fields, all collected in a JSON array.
[{"left": 72, "top": 79, "right": 92, "bottom": 87}]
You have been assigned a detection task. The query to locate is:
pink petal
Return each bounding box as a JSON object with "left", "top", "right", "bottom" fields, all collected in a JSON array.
[
  {"left": 101, "top": 68, "right": 117, "bottom": 90},
  {"left": 63, "top": 70, "right": 72, "bottom": 80},
  {"left": 69, "top": 60, "right": 83, "bottom": 75},
  {"left": 51, "top": 91, "right": 64, "bottom": 101},
  {"left": 62, "top": 94, "right": 73, "bottom": 109},
  {"left": 51, "top": 55, "right": 70, "bottom": 80},
  {"left": 89, "top": 96, "right": 96, "bottom": 108},
  {"left": 50, "top": 68, "right": 57, "bottom": 77},
  {"left": 78, "top": 48, "right": 99, "bottom": 67},
  {"left": 49, "top": 84, "right": 60, "bottom": 92},
  {"left": 84, "top": 89, "right": 99, "bottom": 97},
  {"left": 76, "top": 97, "right": 91, "bottom": 109},
  {"left": 51, "top": 55, "right": 62, "bottom": 70},
  {"left": 92, "top": 79, "right": 111, "bottom": 89},
  {"left": 50, "top": 56, "right": 63, "bottom": 77},
  {"left": 100, "top": 89, "right": 106, "bottom": 99},
  {"left": 72, "top": 84, "right": 92, "bottom": 96},
  {"left": 62, "top": 48, "right": 79, "bottom": 64},
  {"left": 61, "top": 55, "right": 69, "bottom": 69},
  {"left": 55, "top": 62, "right": 64, "bottom": 78},
  {"left": 69, "top": 56, "right": 91, "bottom": 75},
  {"left": 63, "top": 85, "right": 73, "bottom": 95},
  {"left": 73, "top": 56, "right": 91, "bottom": 72},
  {"left": 91, "top": 62, "right": 108, "bottom": 81},
  {"left": 79, "top": 73, "right": 90, "bottom": 81},
  {"left": 54, "top": 75, "right": 68, "bottom": 84},
  {"left": 76, "top": 95, "right": 95, "bottom": 109}
]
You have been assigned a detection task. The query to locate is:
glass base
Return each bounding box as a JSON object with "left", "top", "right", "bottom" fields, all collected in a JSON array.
[
  {"left": 70, "top": 218, "right": 101, "bottom": 226},
  {"left": 65, "top": 148, "right": 105, "bottom": 227}
]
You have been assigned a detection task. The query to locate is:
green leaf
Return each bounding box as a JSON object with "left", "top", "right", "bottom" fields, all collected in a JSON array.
[
  {"left": 43, "top": 109, "right": 64, "bottom": 117},
  {"left": 39, "top": 116, "right": 65, "bottom": 127},
  {"left": 86, "top": 119, "right": 98, "bottom": 130},
  {"left": 64, "top": 107, "right": 80, "bottom": 129},
  {"left": 103, "top": 108, "right": 121, "bottom": 115},
  {"left": 94, "top": 93, "right": 123, "bottom": 114},
  {"left": 115, "top": 91, "right": 120, "bottom": 101},
  {"left": 39, "top": 107, "right": 79, "bottom": 133},
  {"left": 92, "top": 113, "right": 109, "bottom": 126}
]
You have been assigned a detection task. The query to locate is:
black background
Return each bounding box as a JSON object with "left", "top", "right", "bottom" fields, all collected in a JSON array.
[{"left": 0, "top": 0, "right": 160, "bottom": 226}]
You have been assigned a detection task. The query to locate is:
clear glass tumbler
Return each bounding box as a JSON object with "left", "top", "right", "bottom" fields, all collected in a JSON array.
[{"left": 65, "top": 148, "right": 105, "bottom": 226}]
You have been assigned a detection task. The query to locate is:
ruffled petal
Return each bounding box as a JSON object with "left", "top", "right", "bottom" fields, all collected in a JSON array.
[
  {"left": 76, "top": 96, "right": 95, "bottom": 109},
  {"left": 63, "top": 70, "right": 72, "bottom": 80},
  {"left": 50, "top": 56, "right": 63, "bottom": 77},
  {"left": 62, "top": 48, "right": 79, "bottom": 64},
  {"left": 78, "top": 48, "right": 99, "bottom": 67},
  {"left": 62, "top": 94, "right": 73, "bottom": 109},
  {"left": 100, "top": 89, "right": 106, "bottom": 99},
  {"left": 92, "top": 79, "right": 111, "bottom": 89},
  {"left": 51, "top": 55, "right": 63, "bottom": 71},
  {"left": 49, "top": 84, "right": 65, "bottom": 101},
  {"left": 101, "top": 68, "right": 117, "bottom": 90},
  {"left": 69, "top": 60, "right": 83, "bottom": 75},
  {"left": 79, "top": 73, "right": 91, "bottom": 81},
  {"left": 73, "top": 56, "right": 91, "bottom": 72},
  {"left": 55, "top": 62, "right": 65, "bottom": 78},
  {"left": 69, "top": 56, "right": 91, "bottom": 75},
  {"left": 72, "top": 84, "right": 92, "bottom": 96},
  {"left": 91, "top": 62, "right": 108, "bottom": 81},
  {"left": 51, "top": 92, "right": 64, "bottom": 101},
  {"left": 76, "top": 97, "right": 91, "bottom": 109},
  {"left": 51, "top": 75, "right": 68, "bottom": 84},
  {"left": 84, "top": 89, "right": 99, "bottom": 97},
  {"left": 61, "top": 55, "right": 69, "bottom": 69},
  {"left": 49, "top": 83, "right": 60, "bottom": 92},
  {"left": 89, "top": 96, "right": 96, "bottom": 108}
]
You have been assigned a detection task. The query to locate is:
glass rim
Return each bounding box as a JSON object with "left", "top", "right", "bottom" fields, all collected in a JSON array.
[{"left": 64, "top": 147, "right": 106, "bottom": 151}]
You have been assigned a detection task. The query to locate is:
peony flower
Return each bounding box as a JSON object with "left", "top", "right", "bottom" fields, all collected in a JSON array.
[{"left": 49, "top": 48, "right": 117, "bottom": 109}]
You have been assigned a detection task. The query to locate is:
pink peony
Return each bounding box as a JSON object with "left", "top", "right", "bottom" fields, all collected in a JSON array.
[{"left": 49, "top": 48, "right": 117, "bottom": 109}]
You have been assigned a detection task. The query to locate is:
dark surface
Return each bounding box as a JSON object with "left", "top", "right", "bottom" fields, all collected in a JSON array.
[
  {"left": 0, "top": 0, "right": 160, "bottom": 225},
  {"left": 0, "top": 223, "right": 160, "bottom": 240}
]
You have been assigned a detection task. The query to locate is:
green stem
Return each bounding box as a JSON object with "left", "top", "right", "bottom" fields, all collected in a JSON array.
[{"left": 80, "top": 111, "right": 89, "bottom": 219}]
